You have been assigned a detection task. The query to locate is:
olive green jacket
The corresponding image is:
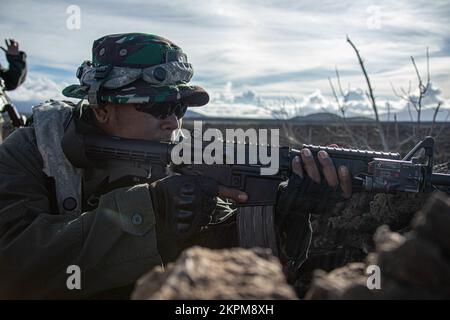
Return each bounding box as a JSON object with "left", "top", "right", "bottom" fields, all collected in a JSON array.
[{"left": 0, "top": 127, "right": 162, "bottom": 299}]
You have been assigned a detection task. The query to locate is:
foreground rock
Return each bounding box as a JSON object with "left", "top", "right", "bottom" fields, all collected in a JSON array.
[
  {"left": 131, "top": 246, "right": 297, "bottom": 300},
  {"left": 305, "top": 192, "right": 450, "bottom": 299}
]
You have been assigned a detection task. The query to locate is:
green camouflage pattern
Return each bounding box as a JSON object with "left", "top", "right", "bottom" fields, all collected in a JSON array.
[
  {"left": 62, "top": 33, "right": 209, "bottom": 107},
  {"left": 92, "top": 33, "right": 181, "bottom": 68},
  {"left": 62, "top": 82, "right": 208, "bottom": 106}
]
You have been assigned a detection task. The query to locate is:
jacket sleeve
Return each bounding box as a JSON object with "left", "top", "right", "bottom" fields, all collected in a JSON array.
[
  {"left": 0, "top": 52, "right": 27, "bottom": 91},
  {"left": 0, "top": 128, "right": 162, "bottom": 299}
]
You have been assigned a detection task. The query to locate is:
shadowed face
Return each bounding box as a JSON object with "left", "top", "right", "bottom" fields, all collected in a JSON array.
[{"left": 92, "top": 103, "right": 180, "bottom": 141}]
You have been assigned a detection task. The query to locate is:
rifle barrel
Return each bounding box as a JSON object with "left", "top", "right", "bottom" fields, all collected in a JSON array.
[{"left": 431, "top": 173, "right": 450, "bottom": 187}]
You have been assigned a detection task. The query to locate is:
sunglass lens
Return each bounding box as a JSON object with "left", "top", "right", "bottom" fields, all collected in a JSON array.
[{"left": 135, "top": 102, "right": 187, "bottom": 119}]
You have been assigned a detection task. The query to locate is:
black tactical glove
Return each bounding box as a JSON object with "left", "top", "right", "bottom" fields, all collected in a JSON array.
[
  {"left": 276, "top": 173, "right": 345, "bottom": 219},
  {"left": 275, "top": 173, "right": 345, "bottom": 274},
  {"left": 149, "top": 174, "right": 219, "bottom": 240}
]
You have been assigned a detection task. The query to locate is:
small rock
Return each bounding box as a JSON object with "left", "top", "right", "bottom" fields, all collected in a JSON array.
[
  {"left": 376, "top": 236, "right": 450, "bottom": 288},
  {"left": 131, "top": 246, "right": 298, "bottom": 300},
  {"left": 373, "top": 225, "right": 406, "bottom": 253},
  {"left": 413, "top": 192, "right": 450, "bottom": 256},
  {"left": 305, "top": 263, "right": 373, "bottom": 300}
]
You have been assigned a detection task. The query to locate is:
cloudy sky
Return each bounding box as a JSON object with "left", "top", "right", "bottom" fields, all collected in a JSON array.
[{"left": 1, "top": 0, "right": 449, "bottom": 120}]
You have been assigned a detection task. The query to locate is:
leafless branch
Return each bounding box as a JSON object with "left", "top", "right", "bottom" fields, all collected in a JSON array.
[
  {"left": 329, "top": 76, "right": 346, "bottom": 118},
  {"left": 426, "top": 47, "right": 431, "bottom": 86},
  {"left": 411, "top": 56, "right": 424, "bottom": 92},
  {"left": 391, "top": 81, "right": 403, "bottom": 99},
  {"left": 346, "top": 36, "right": 388, "bottom": 150},
  {"left": 435, "top": 110, "right": 450, "bottom": 140},
  {"left": 335, "top": 66, "right": 346, "bottom": 98},
  {"left": 347, "top": 36, "right": 380, "bottom": 122},
  {"left": 429, "top": 102, "right": 442, "bottom": 136},
  {"left": 407, "top": 102, "right": 414, "bottom": 122}
]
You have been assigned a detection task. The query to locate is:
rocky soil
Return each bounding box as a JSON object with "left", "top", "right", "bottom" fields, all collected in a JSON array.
[
  {"left": 131, "top": 246, "right": 297, "bottom": 300},
  {"left": 294, "top": 192, "right": 430, "bottom": 296},
  {"left": 305, "top": 191, "right": 450, "bottom": 299}
]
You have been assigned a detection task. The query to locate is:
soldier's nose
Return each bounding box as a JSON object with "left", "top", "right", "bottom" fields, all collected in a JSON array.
[{"left": 160, "top": 113, "right": 179, "bottom": 131}]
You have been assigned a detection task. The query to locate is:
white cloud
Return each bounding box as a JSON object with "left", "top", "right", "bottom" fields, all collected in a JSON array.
[
  {"left": 202, "top": 83, "right": 450, "bottom": 120},
  {"left": 6, "top": 72, "right": 449, "bottom": 121},
  {"left": 411, "top": 82, "right": 445, "bottom": 107},
  {"left": 7, "top": 76, "right": 68, "bottom": 103},
  {"left": 344, "top": 88, "right": 366, "bottom": 102}
]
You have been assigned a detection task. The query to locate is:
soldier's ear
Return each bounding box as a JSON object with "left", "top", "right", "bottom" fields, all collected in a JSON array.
[{"left": 92, "top": 105, "right": 112, "bottom": 124}]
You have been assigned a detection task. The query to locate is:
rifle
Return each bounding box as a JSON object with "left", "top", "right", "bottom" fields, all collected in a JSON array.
[
  {"left": 62, "top": 127, "right": 450, "bottom": 252},
  {"left": 0, "top": 80, "right": 26, "bottom": 128}
]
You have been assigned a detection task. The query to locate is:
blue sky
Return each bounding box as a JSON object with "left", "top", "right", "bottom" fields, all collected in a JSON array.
[{"left": 1, "top": 0, "right": 449, "bottom": 120}]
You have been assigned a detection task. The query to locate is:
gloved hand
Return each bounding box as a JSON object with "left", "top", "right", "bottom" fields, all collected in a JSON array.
[
  {"left": 276, "top": 173, "right": 346, "bottom": 218},
  {"left": 149, "top": 174, "right": 247, "bottom": 264},
  {"left": 1, "top": 39, "right": 20, "bottom": 56},
  {"left": 277, "top": 148, "right": 352, "bottom": 218},
  {"left": 275, "top": 147, "right": 352, "bottom": 274},
  {"left": 149, "top": 174, "right": 219, "bottom": 240}
]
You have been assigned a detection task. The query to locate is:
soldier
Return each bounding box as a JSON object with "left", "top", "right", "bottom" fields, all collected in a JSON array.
[
  {"left": 0, "top": 33, "right": 351, "bottom": 299},
  {"left": 0, "top": 39, "right": 27, "bottom": 142}
]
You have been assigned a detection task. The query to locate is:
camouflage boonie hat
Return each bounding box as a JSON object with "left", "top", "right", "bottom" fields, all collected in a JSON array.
[{"left": 62, "top": 33, "right": 209, "bottom": 107}]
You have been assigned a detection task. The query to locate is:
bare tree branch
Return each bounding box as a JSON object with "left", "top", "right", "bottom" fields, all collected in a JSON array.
[
  {"left": 347, "top": 36, "right": 380, "bottom": 122},
  {"left": 410, "top": 49, "right": 432, "bottom": 135},
  {"left": 347, "top": 35, "right": 388, "bottom": 150},
  {"left": 394, "top": 114, "right": 400, "bottom": 141},
  {"left": 328, "top": 76, "right": 343, "bottom": 115},
  {"left": 407, "top": 102, "right": 414, "bottom": 122},
  {"left": 411, "top": 55, "right": 424, "bottom": 92},
  {"left": 435, "top": 110, "right": 450, "bottom": 140},
  {"left": 335, "top": 66, "right": 346, "bottom": 98},
  {"left": 426, "top": 47, "right": 431, "bottom": 86},
  {"left": 429, "top": 102, "right": 442, "bottom": 136},
  {"left": 329, "top": 68, "right": 367, "bottom": 146},
  {"left": 391, "top": 81, "right": 403, "bottom": 100}
]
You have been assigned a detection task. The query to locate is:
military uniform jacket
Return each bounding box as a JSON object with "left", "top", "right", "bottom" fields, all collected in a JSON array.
[{"left": 0, "top": 103, "right": 162, "bottom": 299}]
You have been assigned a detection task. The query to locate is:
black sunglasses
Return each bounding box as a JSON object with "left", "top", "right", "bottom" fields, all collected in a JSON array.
[{"left": 134, "top": 101, "right": 188, "bottom": 120}]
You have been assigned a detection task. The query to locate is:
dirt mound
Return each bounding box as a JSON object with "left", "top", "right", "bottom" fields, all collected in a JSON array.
[
  {"left": 131, "top": 246, "right": 297, "bottom": 300},
  {"left": 305, "top": 192, "right": 450, "bottom": 299}
]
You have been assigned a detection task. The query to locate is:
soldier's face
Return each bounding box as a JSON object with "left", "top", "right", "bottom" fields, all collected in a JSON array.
[{"left": 93, "top": 104, "right": 180, "bottom": 141}]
